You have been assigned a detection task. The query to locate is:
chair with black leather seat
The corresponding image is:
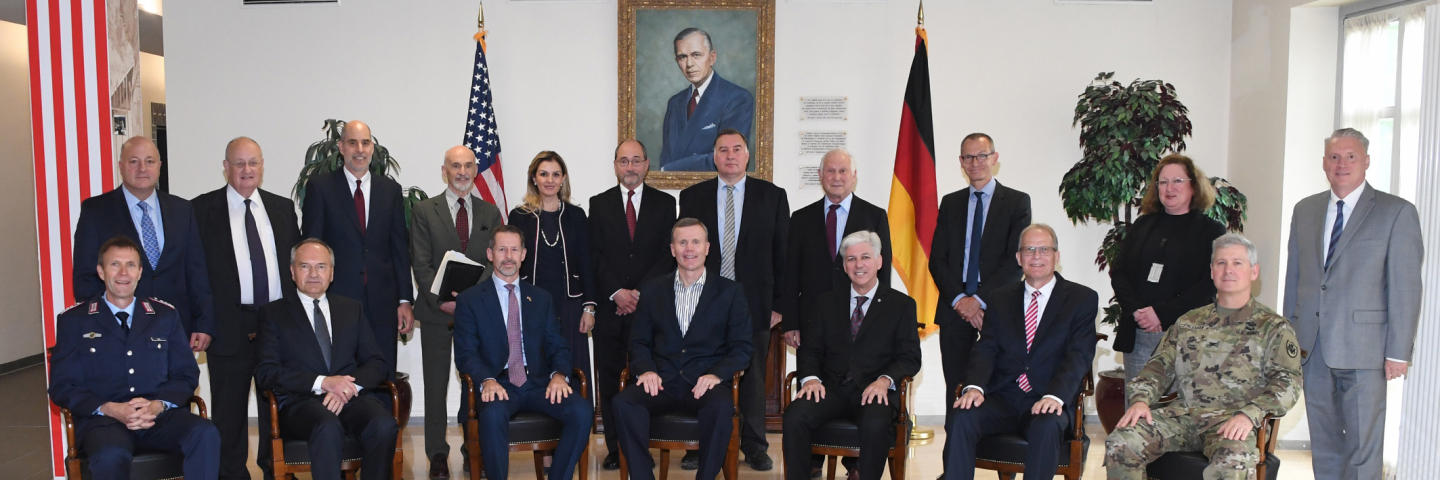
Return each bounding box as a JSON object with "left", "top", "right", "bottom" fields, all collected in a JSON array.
[
  {"left": 458, "top": 368, "right": 591, "bottom": 480},
  {"left": 778, "top": 372, "right": 913, "bottom": 480},
  {"left": 59, "top": 395, "right": 208, "bottom": 480},
  {"left": 264, "top": 382, "right": 404, "bottom": 480},
  {"left": 1142, "top": 414, "right": 1284, "bottom": 480},
  {"left": 615, "top": 368, "right": 743, "bottom": 480}
]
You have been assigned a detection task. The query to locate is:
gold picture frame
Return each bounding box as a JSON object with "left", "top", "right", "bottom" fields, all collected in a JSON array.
[{"left": 618, "top": 0, "right": 775, "bottom": 190}]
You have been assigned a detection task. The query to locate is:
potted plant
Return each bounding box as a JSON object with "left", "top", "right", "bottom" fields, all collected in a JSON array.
[{"left": 1057, "top": 73, "right": 1248, "bottom": 432}]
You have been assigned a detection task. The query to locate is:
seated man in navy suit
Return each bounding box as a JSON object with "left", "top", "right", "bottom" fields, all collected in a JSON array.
[
  {"left": 49, "top": 236, "right": 220, "bottom": 480},
  {"left": 255, "top": 238, "right": 397, "bottom": 480},
  {"left": 452, "top": 225, "right": 593, "bottom": 480},
  {"left": 944, "top": 224, "right": 1098, "bottom": 480},
  {"left": 612, "top": 218, "right": 755, "bottom": 480},
  {"left": 659, "top": 28, "right": 755, "bottom": 172}
]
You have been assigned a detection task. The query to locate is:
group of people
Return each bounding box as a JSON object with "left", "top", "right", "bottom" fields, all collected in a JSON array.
[{"left": 44, "top": 121, "right": 1418, "bottom": 480}]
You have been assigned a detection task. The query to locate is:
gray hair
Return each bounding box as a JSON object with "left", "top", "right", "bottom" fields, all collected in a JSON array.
[
  {"left": 1327, "top": 128, "right": 1370, "bottom": 152},
  {"left": 1211, "top": 233, "right": 1258, "bottom": 265},
  {"left": 290, "top": 238, "right": 336, "bottom": 266},
  {"left": 673, "top": 28, "right": 713, "bottom": 52},
  {"left": 1017, "top": 223, "right": 1059, "bottom": 251},
  {"left": 821, "top": 148, "right": 855, "bottom": 170},
  {"left": 839, "top": 230, "right": 883, "bottom": 257}
]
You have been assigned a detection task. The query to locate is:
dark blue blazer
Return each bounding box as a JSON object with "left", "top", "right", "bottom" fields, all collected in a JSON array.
[
  {"left": 453, "top": 278, "right": 572, "bottom": 385},
  {"left": 628, "top": 271, "right": 753, "bottom": 387},
  {"left": 658, "top": 72, "right": 755, "bottom": 171},
  {"left": 509, "top": 203, "right": 598, "bottom": 305},
  {"left": 300, "top": 170, "right": 414, "bottom": 323},
  {"left": 964, "top": 274, "right": 1098, "bottom": 413},
  {"left": 254, "top": 294, "right": 388, "bottom": 408},
  {"left": 71, "top": 188, "right": 215, "bottom": 337},
  {"left": 48, "top": 294, "right": 200, "bottom": 438}
]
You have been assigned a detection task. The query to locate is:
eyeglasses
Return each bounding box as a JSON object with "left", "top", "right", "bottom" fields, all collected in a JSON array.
[
  {"left": 1020, "top": 246, "right": 1056, "bottom": 257},
  {"left": 1154, "top": 177, "right": 1190, "bottom": 188},
  {"left": 225, "top": 160, "right": 262, "bottom": 169},
  {"left": 959, "top": 152, "right": 995, "bottom": 164},
  {"left": 615, "top": 159, "right": 647, "bottom": 167}
]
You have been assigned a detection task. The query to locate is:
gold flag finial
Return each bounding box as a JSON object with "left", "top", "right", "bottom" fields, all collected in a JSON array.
[
  {"left": 477, "top": 1, "right": 485, "bottom": 30},
  {"left": 917, "top": 0, "right": 924, "bottom": 27}
]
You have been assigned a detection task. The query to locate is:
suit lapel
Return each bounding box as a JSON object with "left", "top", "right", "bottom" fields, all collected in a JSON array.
[
  {"left": 852, "top": 288, "right": 885, "bottom": 342},
  {"left": 291, "top": 297, "right": 331, "bottom": 374},
  {"left": 207, "top": 190, "right": 239, "bottom": 270},
  {"left": 1031, "top": 279, "right": 1070, "bottom": 353},
  {"left": 92, "top": 301, "right": 126, "bottom": 340},
  {"left": 982, "top": 183, "right": 1006, "bottom": 252},
  {"left": 129, "top": 301, "right": 156, "bottom": 340},
  {"left": 519, "top": 284, "right": 542, "bottom": 361},
  {"left": 331, "top": 170, "right": 365, "bottom": 236},
  {"left": 1331, "top": 187, "right": 1377, "bottom": 262},
  {"left": 686, "top": 274, "right": 720, "bottom": 338}
]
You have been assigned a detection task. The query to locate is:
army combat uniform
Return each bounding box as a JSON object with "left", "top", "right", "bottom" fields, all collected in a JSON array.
[{"left": 1105, "top": 299, "right": 1302, "bottom": 480}]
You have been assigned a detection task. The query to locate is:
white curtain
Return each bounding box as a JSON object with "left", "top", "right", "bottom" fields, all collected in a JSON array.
[
  {"left": 1397, "top": 5, "right": 1429, "bottom": 199},
  {"left": 1342, "top": 12, "right": 1397, "bottom": 192}
]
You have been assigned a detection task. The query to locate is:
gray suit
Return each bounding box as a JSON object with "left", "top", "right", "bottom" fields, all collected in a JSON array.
[
  {"left": 409, "top": 191, "right": 504, "bottom": 459},
  {"left": 1284, "top": 183, "right": 1422, "bottom": 480}
]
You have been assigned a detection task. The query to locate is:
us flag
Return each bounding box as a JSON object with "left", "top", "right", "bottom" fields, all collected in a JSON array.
[{"left": 463, "top": 29, "right": 508, "bottom": 221}]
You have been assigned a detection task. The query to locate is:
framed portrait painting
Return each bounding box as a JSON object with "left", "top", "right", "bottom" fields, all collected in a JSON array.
[{"left": 619, "top": 0, "right": 775, "bottom": 189}]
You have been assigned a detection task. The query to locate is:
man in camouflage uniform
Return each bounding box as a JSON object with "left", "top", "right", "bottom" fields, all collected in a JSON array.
[{"left": 1106, "top": 233, "right": 1302, "bottom": 480}]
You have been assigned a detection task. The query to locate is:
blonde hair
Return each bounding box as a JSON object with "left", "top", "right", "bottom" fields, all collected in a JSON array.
[
  {"left": 517, "top": 151, "right": 573, "bottom": 214},
  {"left": 1140, "top": 154, "right": 1216, "bottom": 216}
]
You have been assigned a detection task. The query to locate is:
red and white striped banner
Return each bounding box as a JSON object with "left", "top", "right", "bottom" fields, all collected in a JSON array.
[{"left": 27, "top": 0, "right": 116, "bottom": 475}]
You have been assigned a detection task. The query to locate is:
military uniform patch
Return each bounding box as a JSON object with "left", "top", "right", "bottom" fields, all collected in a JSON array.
[{"left": 1287, "top": 341, "right": 1299, "bottom": 358}]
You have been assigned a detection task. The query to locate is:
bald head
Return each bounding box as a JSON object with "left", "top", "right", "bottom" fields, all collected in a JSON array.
[
  {"left": 224, "top": 137, "right": 265, "bottom": 197},
  {"left": 338, "top": 120, "right": 375, "bottom": 176},
  {"left": 118, "top": 136, "right": 160, "bottom": 198},
  {"left": 442, "top": 145, "right": 478, "bottom": 194}
]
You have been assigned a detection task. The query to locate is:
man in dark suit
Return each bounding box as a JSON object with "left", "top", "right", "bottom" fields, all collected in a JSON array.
[
  {"left": 301, "top": 120, "right": 415, "bottom": 380},
  {"left": 612, "top": 218, "right": 755, "bottom": 480},
  {"left": 410, "top": 145, "right": 504, "bottom": 480},
  {"left": 678, "top": 129, "right": 789, "bottom": 471},
  {"left": 73, "top": 136, "right": 214, "bottom": 352},
  {"left": 944, "top": 224, "right": 1098, "bottom": 480},
  {"left": 453, "top": 225, "right": 593, "bottom": 480},
  {"left": 255, "top": 238, "right": 397, "bottom": 480},
  {"left": 588, "top": 138, "right": 678, "bottom": 470},
  {"left": 659, "top": 28, "right": 755, "bottom": 172},
  {"left": 928, "top": 133, "right": 1031, "bottom": 474},
  {"left": 782, "top": 231, "right": 920, "bottom": 480},
  {"left": 49, "top": 236, "right": 220, "bottom": 480},
  {"left": 192, "top": 137, "right": 301, "bottom": 480}
]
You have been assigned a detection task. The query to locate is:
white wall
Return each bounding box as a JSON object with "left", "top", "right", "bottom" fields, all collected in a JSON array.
[
  {"left": 164, "top": 0, "right": 1234, "bottom": 419},
  {"left": 0, "top": 20, "right": 43, "bottom": 366}
]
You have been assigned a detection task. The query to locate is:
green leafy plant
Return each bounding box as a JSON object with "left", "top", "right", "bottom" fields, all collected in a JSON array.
[
  {"left": 292, "top": 119, "right": 430, "bottom": 227},
  {"left": 1059, "top": 73, "right": 1248, "bottom": 326}
]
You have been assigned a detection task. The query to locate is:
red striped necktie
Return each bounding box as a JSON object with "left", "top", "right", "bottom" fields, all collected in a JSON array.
[{"left": 1017, "top": 290, "right": 1041, "bottom": 392}]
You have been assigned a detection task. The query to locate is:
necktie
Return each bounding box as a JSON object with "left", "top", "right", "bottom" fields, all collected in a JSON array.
[
  {"left": 1325, "top": 200, "right": 1345, "bottom": 271},
  {"left": 138, "top": 201, "right": 161, "bottom": 269},
  {"left": 244, "top": 199, "right": 270, "bottom": 305},
  {"left": 116, "top": 311, "right": 130, "bottom": 337},
  {"left": 626, "top": 189, "right": 638, "bottom": 241},
  {"left": 312, "top": 299, "right": 332, "bottom": 371},
  {"left": 1017, "top": 290, "right": 1041, "bottom": 392},
  {"left": 456, "top": 198, "right": 470, "bottom": 252},
  {"left": 687, "top": 88, "right": 699, "bottom": 119},
  {"left": 721, "top": 185, "right": 737, "bottom": 280},
  {"left": 827, "top": 204, "right": 841, "bottom": 258},
  {"left": 354, "top": 179, "right": 367, "bottom": 236},
  {"left": 965, "top": 191, "right": 985, "bottom": 295},
  {"left": 851, "top": 296, "right": 868, "bottom": 339},
  {"left": 505, "top": 284, "right": 526, "bottom": 387}
]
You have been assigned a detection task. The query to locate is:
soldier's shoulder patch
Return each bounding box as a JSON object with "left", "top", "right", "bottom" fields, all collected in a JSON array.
[
  {"left": 59, "top": 302, "right": 86, "bottom": 314},
  {"left": 147, "top": 297, "right": 176, "bottom": 309},
  {"left": 1286, "top": 340, "right": 1299, "bottom": 358}
]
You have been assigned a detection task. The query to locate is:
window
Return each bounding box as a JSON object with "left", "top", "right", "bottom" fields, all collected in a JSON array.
[{"left": 1339, "top": 1, "right": 1431, "bottom": 200}]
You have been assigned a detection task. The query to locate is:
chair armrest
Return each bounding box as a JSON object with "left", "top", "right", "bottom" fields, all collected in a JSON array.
[
  {"left": 573, "top": 368, "right": 590, "bottom": 400},
  {"left": 59, "top": 405, "right": 77, "bottom": 460},
  {"left": 618, "top": 367, "right": 629, "bottom": 393},
  {"left": 897, "top": 376, "right": 913, "bottom": 418},
  {"left": 1097, "top": 333, "right": 1109, "bottom": 342},
  {"left": 1258, "top": 415, "right": 1283, "bottom": 455},
  {"left": 459, "top": 374, "right": 476, "bottom": 421},
  {"left": 1072, "top": 367, "right": 1094, "bottom": 441},
  {"left": 188, "top": 395, "right": 208, "bottom": 419},
  {"left": 780, "top": 372, "right": 797, "bottom": 413},
  {"left": 730, "top": 371, "right": 744, "bottom": 408},
  {"left": 374, "top": 381, "right": 402, "bottom": 425},
  {"left": 264, "top": 390, "right": 281, "bottom": 441}
]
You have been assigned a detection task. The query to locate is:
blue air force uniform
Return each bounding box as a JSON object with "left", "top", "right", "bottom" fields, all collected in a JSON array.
[{"left": 48, "top": 294, "right": 220, "bottom": 480}]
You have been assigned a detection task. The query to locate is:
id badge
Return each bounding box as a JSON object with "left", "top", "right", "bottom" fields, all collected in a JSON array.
[{"left": 1147, "top": 263, "right": 1164, "bottom": 283}]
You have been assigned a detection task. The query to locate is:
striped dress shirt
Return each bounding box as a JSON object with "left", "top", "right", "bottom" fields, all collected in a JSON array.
[{"left": 674, "top": 269, "right": 707, "bottom": 336}]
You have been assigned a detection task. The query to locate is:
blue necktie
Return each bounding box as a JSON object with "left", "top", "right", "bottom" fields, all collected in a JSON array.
[
  {"left": 965, "top": 191, "right": 985, "bottom": 295},
  {"left": 138, "top": 202, "right": 161, "bottom": 269},
  {"left": 1325, "top": 200, "right": 1345, "bottom": 271}
]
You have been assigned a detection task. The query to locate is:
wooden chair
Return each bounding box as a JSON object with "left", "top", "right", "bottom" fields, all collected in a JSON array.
[
  {"left": 778, "top": 372, "right": 913, "bottom": 480},
  {"left": 60, "top": 396, "right": 208, "bottom": 480},
  {"left": 616, "top": 368, "right": 743, "bottom": 480},
  {"left": 458, "top": 369, "right": 591, "bottom": 480},
  {"left": 263, "top": 382, "right": 404, "bottom": 480},
  {"left": 1142, "top": 414, "right": 1284, "bottom": 480}
]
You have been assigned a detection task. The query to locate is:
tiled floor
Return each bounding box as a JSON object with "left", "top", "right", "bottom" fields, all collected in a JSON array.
[{"left": 2, "top": 364, "right": 1316, "bottom": 479}]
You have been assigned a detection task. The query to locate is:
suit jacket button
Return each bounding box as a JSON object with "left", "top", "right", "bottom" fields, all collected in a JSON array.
[
  {"left": 129, "top": 368, "right": 135, "bottom": 374},
  {"left": 90, "top": 348, "right": 95, "bottom": 353},
  {"left": 1321, "top": 285, "right": 1327, "bottom": 290},
  {"left": 682, "top": 349, "right": 686, "bottom": 353},
  {"left": 127, "top": 350, "right": 133, "bottom": 356},
  {"left": 129, "top": 387, "right": 135, "bottom": 392}
]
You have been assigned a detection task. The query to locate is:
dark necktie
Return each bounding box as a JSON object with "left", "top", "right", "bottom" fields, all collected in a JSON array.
[
  {"left": 243, "top": 199, "right": 269, "bottom": 305},
  {"left": 687, "top": 88, "right": 699, "bottom": 118},
  {"left": 626, "top": 189, "right": 638, "bottom": 241},
  {"left": 1325, "top": 200, "right": 1345, "bottom": 271},
  {"left": 312, "top": 299, "right": 332, "bottom": 371},
  {"left": 456, "top": 198, "right": 470, "bottom": 252},
  {"left": 505, "top": 284, "right": 526, "bottom": 386},
  {"left": 965, "top": 191, "right": 985, "bottom": 295},
  {"left": 354, "top": 179, "right": 366, "bottom": 236},
  {"left": 116, "top": 311, "right": 130, "bottom": 337},
  {"left": 827, "top": 204, "right": 840, "bottom": 258},
  {"left": 851, "top": 296, "right": 868, "bottom": 339}
]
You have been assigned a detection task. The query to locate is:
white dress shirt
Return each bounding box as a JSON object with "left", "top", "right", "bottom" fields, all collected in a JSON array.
[
  {"left": 823, "top": 193, "right": 854, "bottom": 258},
  {"left": 962, "top": 276, "right": 1065, "bottom": 406},
  {"left": 343, "top": 168, "right": 372, "bottom": 225},
  {"left": 226, "top": 186, "right": 282, "bottom": 304}
]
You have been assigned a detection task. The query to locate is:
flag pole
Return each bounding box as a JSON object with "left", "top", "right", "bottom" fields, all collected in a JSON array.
[{"left": 908, "top": 0, "right": 936, "bottom": 444}]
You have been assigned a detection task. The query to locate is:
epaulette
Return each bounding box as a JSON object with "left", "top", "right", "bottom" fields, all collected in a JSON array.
[
  {"left": 148, "top": 297, "right": 176, "bottom": 309},
  {"left": 58, "top": 301, "right": 86, "bottom": 314}
]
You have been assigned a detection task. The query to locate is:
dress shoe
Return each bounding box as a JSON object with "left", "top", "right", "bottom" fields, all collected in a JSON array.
[
  {"left": 811, "top": 466, "right": 823, "bottom": 478},
  {"left": 846, "top": 469, "right": 859, "bottom": 480},
  {"left": 745, "top": 452, "right": 775, "bottom": 471},
  {"left": 428, "top": 454, "right": 451, "bottom": 480},
  {"left": 602, "top": 451, "right": 621, "bottom": 470},
  {"left": 680, "top": 451, "right": 700, "bottom": 470}
]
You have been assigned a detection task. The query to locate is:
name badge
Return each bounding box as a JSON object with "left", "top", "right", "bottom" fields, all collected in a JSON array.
[{"left": 1147, "top": 263, "right": 1164, "bottom": 283}]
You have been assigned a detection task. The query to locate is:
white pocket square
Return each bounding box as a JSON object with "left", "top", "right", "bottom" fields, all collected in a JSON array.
[{"left": 702, "top": 123, "right": 717, "bottom": 130}]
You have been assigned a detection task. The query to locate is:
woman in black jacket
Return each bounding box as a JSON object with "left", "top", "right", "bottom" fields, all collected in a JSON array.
[
  {"left": 510, "top": 151, "right": 598, "bottom": 392},
  {"left": 1110, "top": 154, "right": 1226, "bottom": 382}
]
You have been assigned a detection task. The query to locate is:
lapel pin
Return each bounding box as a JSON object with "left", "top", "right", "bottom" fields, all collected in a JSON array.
[
  {"left": 83, "top": 332, "right": 102, "bottom": 339},
  {"left": 141, "top": 302, "right": 156, "bottom": 315},
  {"left": 526, "top": 296, "right": 532, "bottom": 302}
]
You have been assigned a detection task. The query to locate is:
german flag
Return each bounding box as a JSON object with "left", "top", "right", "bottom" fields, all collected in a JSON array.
[{"left": 887, "top": 25, "right": 940, "bottom": 338}]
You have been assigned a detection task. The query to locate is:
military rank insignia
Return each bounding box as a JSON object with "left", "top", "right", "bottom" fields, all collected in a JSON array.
[
  {"left": 1286, "top": 341, "right": 1299, "bottom": 358},
  {"left": 83, "top": 332, "right": 102, "bottom": 339}
]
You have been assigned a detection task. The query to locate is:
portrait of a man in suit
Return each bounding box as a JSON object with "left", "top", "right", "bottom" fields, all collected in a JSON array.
[{"left": 658, "top": 27, "right": 755, "bottom": 172}]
